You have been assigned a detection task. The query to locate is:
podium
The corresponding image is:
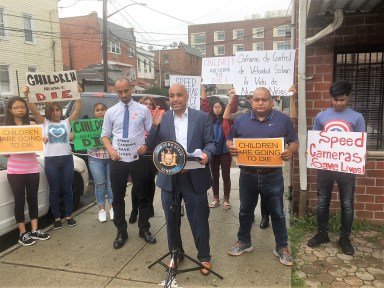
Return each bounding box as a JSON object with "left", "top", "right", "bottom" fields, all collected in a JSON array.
[{"left": 147, "top": 140, "right": 223, "bottom": 287}]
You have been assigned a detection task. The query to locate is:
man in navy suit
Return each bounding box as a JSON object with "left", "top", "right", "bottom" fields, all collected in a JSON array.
[{"left": 147, "top": 83, "right": 216, "bottom": 275}]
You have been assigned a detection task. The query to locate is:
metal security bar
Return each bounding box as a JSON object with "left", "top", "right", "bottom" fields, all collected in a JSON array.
[{"left": 334, "top": 48, "right": 384, "bottom": 151}]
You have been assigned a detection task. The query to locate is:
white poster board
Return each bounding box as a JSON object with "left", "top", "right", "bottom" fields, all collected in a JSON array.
[
  {"left": 232, "top": 50, "right": 295, "bottom": 96},
  {"left": 170, "top": 75, "right": 201, "bottom": 110},
  {"left": 26, "top": 70, "right": 80, "bottom": 103},
  {"left": 307, "top": 131, "right": 367, "bottom": 175},
  {"left": 201, "top": 56, "right": 236, "bottom": 84}
]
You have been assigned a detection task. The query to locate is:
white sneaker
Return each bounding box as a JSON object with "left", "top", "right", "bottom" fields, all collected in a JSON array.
[
  {"left": 109, "top": 208, "right": 114, "bottom": 221},
  {"left": 98, "top": 209, "right": 107, "bottom": 222}
]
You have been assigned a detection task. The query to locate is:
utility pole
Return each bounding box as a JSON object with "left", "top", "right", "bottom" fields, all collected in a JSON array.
[{"left": 102, "top": 0, "right": 108, "bottom": 92}]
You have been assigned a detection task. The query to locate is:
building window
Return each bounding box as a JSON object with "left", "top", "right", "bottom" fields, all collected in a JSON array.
[
  {"left": 0, "top": 8, "right": 6, "bottom": 38},
  {"left": 164, "top": 72, "right": 170, "bottom": 86},
  {"left": 273, "top": 41, "right": 291, "bottom": 50},
  {"left": 144, "top": 59, "right": 147, "bottom": 73},
  {"left": 252, "top": 27, "right": 264, "bottom": 38},
  {"left": 27, "top": 66, "right": 37, "bottom": 73},
  {"left": 149, "top": 61, "right": 152, "bottom": 72},
  {"left": 108, "top": 41, "right": 121, "bottom": 54},
  {"left": 163, "top": 54, "right": 169, "bottom": 64},
  {"left": 191, "top": 32, "right": 206, "bottom": 56},
  {"left": 214, "top": 45, "right": 225, "bottom": 56},
  {"left": 252, "top": 42, "right": 264, "bottom": 51},
  {"left": 233, "top": 29, "right": 244, "bottom": 40},
  {"left": 273, "top": 25, "right": 290, "bottom": 37},
  {"left": 214, "top": 31, "right": 225, "bottom": 42},
  {"left": 0, "top": 65, "right": 11, "bottom": 95},
  {"left": 138, "top": 59, "right": 142, "bottom": 72},
  {"left": 128, "top": 46, "right": 135, "bottom": 57},
  {"left": 233, "top": 44, "right": 244, "bottom": 54},
  {"left": 334, "top": 49, "right": 384, "bottom": 151},
  {"left": 23, "top": 14, "right": 34, "bottom": 43}
]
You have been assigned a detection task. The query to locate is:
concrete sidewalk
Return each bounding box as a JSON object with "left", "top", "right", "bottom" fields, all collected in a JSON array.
[{"left": 0, "top": 168, "right": 291, "bottom": 287}]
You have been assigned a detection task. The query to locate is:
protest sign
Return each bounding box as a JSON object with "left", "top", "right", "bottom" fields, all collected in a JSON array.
[
  {"left": 71, "top": 119, "right": 104, "bottom": 150},
  {"left": 0, "top": 125, "right": 43, "bottom": 154},
  {"left": 170, "top": 75, "right": 201, "bottom": 109},
  {"left": 307, "top": 131, "right": 367, "bottom": 175},
  {"left": 117, "top": 136, "right": 141, "bottom": 162},
  {"left": 201, "top": 56, "right": 236, "bottom": 84},
  {"left": 233, "top": 138, "right": 284, "bottom": 167},
  {"left": 232, "top": 50, "right": 295, "bottom": 96},
  {"left": 26, "top": 70, "right": 80, "bottom": 103}
]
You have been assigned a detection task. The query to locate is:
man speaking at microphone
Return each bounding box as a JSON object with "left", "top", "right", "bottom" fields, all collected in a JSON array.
[{"left": 147, "top": 83, "right": 216, "bottom": 275}]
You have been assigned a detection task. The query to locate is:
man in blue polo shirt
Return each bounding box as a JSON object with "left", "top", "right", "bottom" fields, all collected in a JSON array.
[{"left": 226, "top": 87, "right": 299, "bottom": 266}]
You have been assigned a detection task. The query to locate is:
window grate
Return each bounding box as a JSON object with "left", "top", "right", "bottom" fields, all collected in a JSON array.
[{"left": 334, "top": 48, "right": 384, "bottom": 151}]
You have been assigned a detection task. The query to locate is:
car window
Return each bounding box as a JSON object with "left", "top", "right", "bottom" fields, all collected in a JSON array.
[{"left": 0, "top": 155, "right": 8, "bottom": 171}]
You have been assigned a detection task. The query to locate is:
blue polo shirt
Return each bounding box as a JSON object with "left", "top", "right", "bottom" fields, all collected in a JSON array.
[{"left": 228, "top": 109, "right": 298, "bottom": 144}]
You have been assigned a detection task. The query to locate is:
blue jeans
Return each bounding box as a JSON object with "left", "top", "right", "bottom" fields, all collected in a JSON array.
[
  {"left": 45, "top": 155, "right": 74, "bottom": 219},
  {"left": 317, "top": 169, "right": 355, "bottom": 237},
  {"left": 88, "top": 156, "right": 113, "bottom": 206},
  {"left": 238, "top": 169, "right": 288, "bottom": 249}
]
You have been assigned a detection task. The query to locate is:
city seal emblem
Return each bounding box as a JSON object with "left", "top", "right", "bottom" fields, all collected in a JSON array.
[{"left": 153, "top": 140, "right": 186, "bottom": 175}]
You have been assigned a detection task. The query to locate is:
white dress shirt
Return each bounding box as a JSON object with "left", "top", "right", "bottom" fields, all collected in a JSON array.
[{"left": 173, "top": 109, "right": 188, "bottom": 151}]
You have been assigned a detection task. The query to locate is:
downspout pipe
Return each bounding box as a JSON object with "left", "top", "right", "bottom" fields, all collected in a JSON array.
[
  {"left": 305, "top": 9, "right": 344, "bottom": 46},
  {"left": 297, "top": 7, "right": 344, "bottom": 217},
  {"left": 297, "top": 0, "right": 308, "bottom": 218}
]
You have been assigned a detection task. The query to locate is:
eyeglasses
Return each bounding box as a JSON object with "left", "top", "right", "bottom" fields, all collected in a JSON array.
[{"left": 12, "top": 106, "right": 27, "bottom": 110}]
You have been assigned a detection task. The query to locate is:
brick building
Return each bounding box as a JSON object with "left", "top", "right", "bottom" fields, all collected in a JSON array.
[
  {"left": 60, "top": 12, "right": 138, "bottom": 91},
  {"left": 188, "top": 13, "right": 291, "bottom": 57},
  {"left": 292, "top": 0, "right": 384, "bottom": 223},
  {"left": 154, "top": 42, "right": 203, "bottom": 87}
]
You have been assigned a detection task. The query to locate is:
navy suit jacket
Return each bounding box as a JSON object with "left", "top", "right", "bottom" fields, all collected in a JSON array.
[{"left": 147, "top": 108, "right": 216, "bottom": 192}]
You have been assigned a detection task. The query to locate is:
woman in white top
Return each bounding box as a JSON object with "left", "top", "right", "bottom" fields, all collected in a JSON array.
[{"left": 24, "top": 86, "right": 82, "bottom": 230}]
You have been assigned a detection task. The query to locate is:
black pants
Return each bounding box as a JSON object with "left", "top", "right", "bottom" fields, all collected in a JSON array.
[
  {"left": 7, "top": 173, "right": 40, "bottom": 223},
  {"left": 110, "top": 158, "right": 152, "bottom": 235}
]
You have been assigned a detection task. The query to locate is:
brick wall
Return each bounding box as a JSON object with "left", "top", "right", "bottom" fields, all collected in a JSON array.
[{"left": 292, "top": 10, "right": 384, "bottom": 223}]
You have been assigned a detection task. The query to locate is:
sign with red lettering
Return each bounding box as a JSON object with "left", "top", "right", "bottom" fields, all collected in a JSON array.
[
  {"left": 201, "top": 56, "right": 236, "bottom": 84},
  {"left": 26, "top": 70, "right": 80, "bottom": 103},
  {"left": 307, "top": 131, "right": 367, "bottom": 175}
]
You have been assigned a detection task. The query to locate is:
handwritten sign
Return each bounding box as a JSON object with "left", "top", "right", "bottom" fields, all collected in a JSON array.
[
  {"left": 307, "top": 131, "right": 367, "bottom": 175},
  {"left": 170, "top": 75, "right": 201, "bottom": 110},
  {"left": 71, "top": 119, "right": 104, "bottom": 150},
  {"left": 233, "top": 138, "right": 284, "bottom": 167},
  {"left": 26, "top": 70, "right": 80, "bottom": 103},
  {"left": 117, "top": 136, "right": 141, "bottom": 162},
  {"left": 0, "top": 125, "right": 43, "bottom": 154},
  {"left": 201, "top": 56, "right": 236, "bottom": 84},
  {"left": 232, "top": 50, "right": 295, "bottom": 96}
]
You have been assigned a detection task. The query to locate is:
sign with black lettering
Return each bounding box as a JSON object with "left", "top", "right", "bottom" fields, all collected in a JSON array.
[
  {"left": 26, "top": 70, "right": 80, "bottom": 103},
  {"left": 0, "top": 125, "right": 43, "bottom": 154},
  {"left": 71, "top": 119, "right": 104, "bottom": 150},
  {"left": 170, "top": 75, "right": 201, "bottom": 110}
]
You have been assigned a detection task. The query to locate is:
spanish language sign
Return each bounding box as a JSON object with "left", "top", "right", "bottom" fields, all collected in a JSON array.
[
  {"left": 170, "top": 75, "right": 201, "bottom": 110},
  {"left": 117, "top": 136, "right": 141, "bottom": 162},
  {"left": 71, "top": 119, "right": 104, "bottom": 150},
  {"left": 201, "top": 56, "right": 236, "bottom": 84},
  {"left": 232, "top": 50, "right": 295, "bottom": 96},
  {"left": 26, "top": 70, "right": 80, "bottom": 103},
  {"left": 233, "top": 138, "right": 284, "bottom": 167},
  {"left": 0, "top": 125, "right": 43, "bottom": 154},
  {"left": 307, "top": 131, "right": 367, "bottom": 175}
]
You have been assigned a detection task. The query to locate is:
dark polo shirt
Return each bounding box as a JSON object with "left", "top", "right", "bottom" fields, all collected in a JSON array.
[{"left": 229, "top": 109, "right": 298, "bottom": 144}]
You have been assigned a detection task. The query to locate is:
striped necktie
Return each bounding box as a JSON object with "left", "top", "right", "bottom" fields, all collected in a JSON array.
[{"left": 123, "top": 104, "right": 129, "bottom": 138}]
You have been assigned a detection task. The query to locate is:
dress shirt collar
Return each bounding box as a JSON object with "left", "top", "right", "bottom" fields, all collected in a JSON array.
[{"left": 172, "top": 107, "right": 188, "bottom": 119}]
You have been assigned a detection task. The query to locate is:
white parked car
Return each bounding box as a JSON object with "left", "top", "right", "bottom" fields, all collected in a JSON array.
[{"left": 0, "top": 154, "right": 89, "bottom": 236}]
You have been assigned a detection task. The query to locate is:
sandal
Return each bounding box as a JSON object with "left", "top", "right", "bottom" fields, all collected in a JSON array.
[
  {"left": 209, "top": 200, "right": 220, "bottom": 208},
  {"left": 223, "top": 200, "right": 231, "bottom": 210}
]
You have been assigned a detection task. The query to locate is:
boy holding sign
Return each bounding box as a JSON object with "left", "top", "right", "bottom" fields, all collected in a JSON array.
[{"left": 307, "top": 81, "right": 366, "bottom": 256}]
